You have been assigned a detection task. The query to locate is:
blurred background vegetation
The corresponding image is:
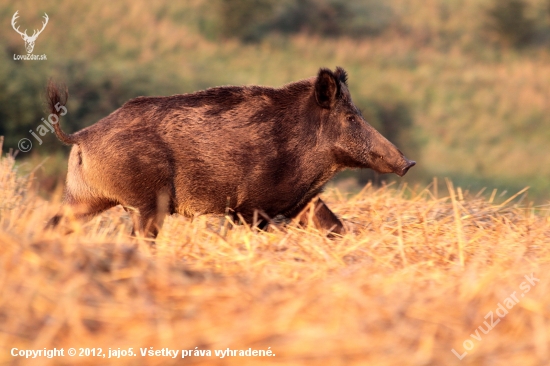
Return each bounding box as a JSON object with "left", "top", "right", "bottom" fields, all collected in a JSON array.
[{"left": 1, "top": 0, "right": 550, "bottom": 201}]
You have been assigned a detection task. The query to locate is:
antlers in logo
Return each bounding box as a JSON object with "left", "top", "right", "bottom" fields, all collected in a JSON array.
[{"left": 11, "top": 11, "right": 49, "bottom": 54}]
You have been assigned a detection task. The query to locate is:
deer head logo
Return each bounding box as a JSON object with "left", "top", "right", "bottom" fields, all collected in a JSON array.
[{"left": 11, "top": 11, "right": 49, "bottom": 54}]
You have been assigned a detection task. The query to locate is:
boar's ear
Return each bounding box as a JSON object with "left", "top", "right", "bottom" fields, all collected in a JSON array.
[
  {"left": 314, "top": 68, "right": 340, "bottom": 109},
  {"left": 334, "top": 67, "right": 348, "bottom": 86}
]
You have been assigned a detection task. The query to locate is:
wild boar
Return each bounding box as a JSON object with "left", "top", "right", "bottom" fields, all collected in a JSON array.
[{"left": 47, "top": 67, "right": 415, "bottom": 237}]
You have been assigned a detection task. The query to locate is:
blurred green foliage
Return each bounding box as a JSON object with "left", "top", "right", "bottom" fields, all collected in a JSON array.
[
  {"left": 1, "top": 0, "right": 550, "bottom": 201},
  {"left": 0, "top": 61, "right": 173, "bottom": 153}
]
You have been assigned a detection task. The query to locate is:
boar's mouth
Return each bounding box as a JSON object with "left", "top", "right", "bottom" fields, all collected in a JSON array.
[{"left": 396, "top": 159, "right": 416, "bottom": 177}]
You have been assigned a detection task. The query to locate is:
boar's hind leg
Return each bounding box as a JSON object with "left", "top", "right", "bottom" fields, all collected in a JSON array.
[
  {"left": 123, "top": 191, "right": 172, "bottom": 239},
  {"left": 297, "top": 198, "right": 345, "bottom": 236},
  {"left": 46, "top": 197, "right": 117, "bottom": 233},
  {"left": 125, "top": 206, "right": 163, "bottom": 239}
]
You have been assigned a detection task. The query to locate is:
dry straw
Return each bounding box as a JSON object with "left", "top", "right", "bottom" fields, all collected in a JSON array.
[{"left": 0, "top": 145, "right": 549, "bottom": 365}]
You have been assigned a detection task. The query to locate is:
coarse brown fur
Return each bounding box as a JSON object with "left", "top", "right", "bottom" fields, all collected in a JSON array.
[{"left": 46, "top": 67, "right": 415, "bottom": 237}]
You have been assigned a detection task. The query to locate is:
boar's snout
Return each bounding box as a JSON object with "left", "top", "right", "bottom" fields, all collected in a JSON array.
[
  {"left": 362, "top": 124, "right": 416, "bottom": 177},
  {"left": 397, "top": 158, "right": 416, "bottom": 177}
]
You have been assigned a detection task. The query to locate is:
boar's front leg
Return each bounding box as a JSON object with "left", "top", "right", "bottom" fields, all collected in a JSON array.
[{"left": 297, "top": 197, "right": 345, "bottom": 236}]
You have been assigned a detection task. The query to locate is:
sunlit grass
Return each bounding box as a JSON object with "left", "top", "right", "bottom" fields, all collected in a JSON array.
[{"left": 1, "top": 138, "right": 549, "bottom": 365}]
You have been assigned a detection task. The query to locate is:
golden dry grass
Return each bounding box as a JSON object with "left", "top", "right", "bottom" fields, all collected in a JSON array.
[{"left": 1, "top": 144, "right": 549, "bottom": 366}]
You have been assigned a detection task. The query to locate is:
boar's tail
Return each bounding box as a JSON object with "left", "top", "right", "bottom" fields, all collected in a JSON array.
[{"left": 47, "top": 80, "right": 77, "bottom": 145}]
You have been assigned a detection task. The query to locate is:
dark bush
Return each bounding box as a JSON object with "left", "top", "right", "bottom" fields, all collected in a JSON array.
[
  {"left": 218, "top": 0, "right": 275, "bottom": 42},
  {"left": 217, "top": 0, "right": 394, "bottom": 42},
  {"left": 485, "top": 0, "right": 535, "bottom": 48}
]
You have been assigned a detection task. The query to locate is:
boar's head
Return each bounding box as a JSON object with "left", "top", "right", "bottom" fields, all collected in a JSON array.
[{"left": 314, "top": 67, "right": 415, "bottom": 177}]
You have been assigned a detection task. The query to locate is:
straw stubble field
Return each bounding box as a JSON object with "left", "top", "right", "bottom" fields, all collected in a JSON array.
[{"left": 1, "top": 146, "right": 549, "bottom": 365}]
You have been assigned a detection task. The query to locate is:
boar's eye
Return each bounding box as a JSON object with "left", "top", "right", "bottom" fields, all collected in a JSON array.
[
  {"left": 347, "top": 116, "right": 356, "bottom": 123},
  {"left": 369, "top": 151, "right": 383, "bottom": 160}
]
